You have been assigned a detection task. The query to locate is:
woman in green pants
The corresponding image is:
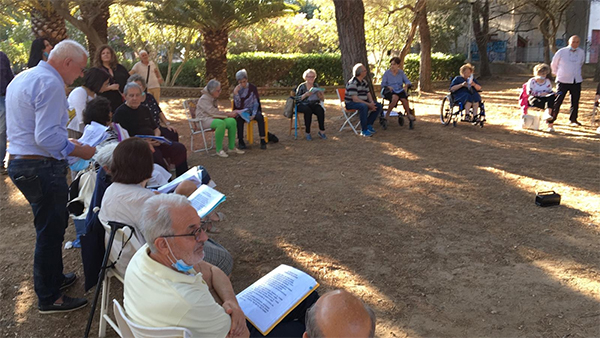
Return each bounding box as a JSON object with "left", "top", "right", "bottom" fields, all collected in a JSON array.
[{"left": 195, "top": 79, "right": 245, "bottom": 157}]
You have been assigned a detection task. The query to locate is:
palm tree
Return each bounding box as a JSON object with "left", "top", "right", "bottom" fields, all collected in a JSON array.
[{"left": 146, "top": 0, "right": 294, "bottom": 96}]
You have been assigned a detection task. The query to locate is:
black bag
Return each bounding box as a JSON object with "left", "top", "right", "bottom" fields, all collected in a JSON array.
[
  {"left": 535, "top": 191, "right": 561, "bottom": 207},
  {"left": 268, "top": 132, "right": 279, "bottom": 143}
]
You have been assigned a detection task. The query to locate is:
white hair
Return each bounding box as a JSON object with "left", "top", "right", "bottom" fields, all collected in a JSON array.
[
  {"left": 123, "top": 82, "right": 143, "bottom": 96},
  {"left": 140, "top": 194, "right": 191, "bottom": 253},
  {"left": 352, "top": 63, "right": 365, "bottom": 77},
  {"left": 48, "top": 39, "right": 88, "bottom": 63},
  {"left": 205, "top": 79, "right": 221, "bottom": 94},
  {"left": 235, "top": 69, "right": 248, "bottom": 81},
  {"left": 94, "top": 142, "right": 118, "bottom": 169},
  {"left": 303, "top": 69, "right": 317, "bottom": 80},
  {"left": 139, "top": 50, "right": 148, "bottom": 56}
]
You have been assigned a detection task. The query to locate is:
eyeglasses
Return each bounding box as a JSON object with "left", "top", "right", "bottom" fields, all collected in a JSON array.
[{"left": 161, "top": 222, "right": 208, "bottom": 241}]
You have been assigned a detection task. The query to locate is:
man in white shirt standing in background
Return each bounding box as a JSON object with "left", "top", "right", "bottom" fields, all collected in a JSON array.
[{"left": 548, "top": 35, "right": 585, "bottom": 132}]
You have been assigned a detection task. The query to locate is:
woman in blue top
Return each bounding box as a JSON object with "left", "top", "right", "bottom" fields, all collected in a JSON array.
[
  {"left": 381, "top": 57, "right": 414, "bottom": 121},
  {"left": 450, "top": 63, "right": 482, "bottom": 120}
]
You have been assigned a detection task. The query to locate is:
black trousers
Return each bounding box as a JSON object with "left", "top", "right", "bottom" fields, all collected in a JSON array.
[
  {"left": 297, "top": 102, "right": 325, "bottom": 133},
  {"left": 550, "top": 82, "right": 581, "bottom": 123},
  {"left": 236, "top": 111, "right": 265, "bottom": 141}
]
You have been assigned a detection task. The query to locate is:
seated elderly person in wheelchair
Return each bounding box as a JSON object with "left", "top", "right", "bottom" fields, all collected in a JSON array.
[
  {"left": 380, "top": 57, "right": 415, "bottom": 129},
  {"left": 442, "top": 63, "right": 486, "bottom": 127}
]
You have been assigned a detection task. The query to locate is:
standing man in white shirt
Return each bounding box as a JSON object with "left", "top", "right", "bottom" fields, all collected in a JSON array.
[
  {"left": 130, "top": 50, "right": 163, "bottom": 102},
  {"left": 549, "top": 35, "right": 585, "bottom": 131}
]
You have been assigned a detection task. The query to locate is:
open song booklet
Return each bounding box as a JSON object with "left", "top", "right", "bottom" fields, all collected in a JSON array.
[
  {"left": 187, "top": 185, "right": 225, "bottom": 219},
  {"left": 236, "top": 264, "right": 319, "bottom": 335}
]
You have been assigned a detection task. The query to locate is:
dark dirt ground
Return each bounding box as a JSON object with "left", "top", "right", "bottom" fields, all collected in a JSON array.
[{"left": 1, "top": 76, "right": 599, "bottom": 338}]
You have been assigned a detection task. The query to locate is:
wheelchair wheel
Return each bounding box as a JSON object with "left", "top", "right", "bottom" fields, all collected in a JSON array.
[
  {"left": 479, "top": 120, "right": 484, "bottom": 128},
  {"left": 440, "top": 96, "right": 454, "bottom": 126},
  {"left": 380, "top": 117, "right": 388, "bottom": 130},
  {"left": 398, "top": 115, "right": 405, "bottom": 126}
]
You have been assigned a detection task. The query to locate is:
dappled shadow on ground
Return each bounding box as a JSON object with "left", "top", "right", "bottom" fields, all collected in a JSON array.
[{"left": 1, "top": 77, "right": 598, "bottom": 337}]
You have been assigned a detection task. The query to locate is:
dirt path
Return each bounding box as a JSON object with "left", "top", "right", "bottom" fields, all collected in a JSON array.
[{"left": 1, "top": 76, "right": 599, "bottom": 337}]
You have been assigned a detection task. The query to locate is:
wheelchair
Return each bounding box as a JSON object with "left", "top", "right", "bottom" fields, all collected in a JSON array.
[
  {"left": 440, "top": 93, "right": 486, "bottom": 128},
  {"left": 379, "top": 86, "right": 415, "bottom": 130}
]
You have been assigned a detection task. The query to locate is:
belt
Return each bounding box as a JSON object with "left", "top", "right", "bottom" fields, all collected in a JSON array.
[{"left": 8, "top": 155, "right": 57, "bottom": 161}]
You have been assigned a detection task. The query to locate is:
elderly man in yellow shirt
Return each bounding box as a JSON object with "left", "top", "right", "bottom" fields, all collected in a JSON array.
[{"left": 124, "top": 194, "right": 317, "bottom": 338}]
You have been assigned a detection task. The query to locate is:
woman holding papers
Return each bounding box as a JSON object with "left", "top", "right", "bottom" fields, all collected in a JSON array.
[
  {"left": 113, "top": 82, "right": 189, "bottom": 176},
  {"left": 295, "top": 68, "right": 327, "bottom": 141},
  {"left": 67, "top": 68, "right": 111, "bottom": 138},
  {"left": 195, "top": 79, "right": 245, "bottom": 158},
  {"left": 233, "top": 69, "right": 267, "bottom": 150},
  {"left": 127, "top": 74, "right": 179, "bottom": 143}
]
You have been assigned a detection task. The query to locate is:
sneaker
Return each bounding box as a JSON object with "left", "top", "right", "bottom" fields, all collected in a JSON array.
[
  {"left": 229, "top": 148, "right": 245, "bottom": 154},
  {"left": 367, "top": 125, "right": 376, "bottom": 134},
  {"left": 546, "top": 126, "right": 555, "bottom": 132},
  {"left": 216, "top": 150, "right": 229, "bottom": 158},
  {"left": 238, "top": 140, "right": 247, "bottom": 150},
  {"left": 260, "top": 140, "right": 267, "bottom": 150},
  {"left": 318, "top": 131, "right": 327, "bottom": 140},
  {"left": 570, "top": 121, "right": 582, "bottom": 126},
  {"left": 360, "top": 130, "right": 373, "bottom": 137},
  {"left": 39, "top": 295, "right": 88, "bottom": 314},
  {"left": 60, "top": 272, "right": 77, "bottom": 291},
  {"left": 306, "top": 134, "right": 312, "bottom": 141}
]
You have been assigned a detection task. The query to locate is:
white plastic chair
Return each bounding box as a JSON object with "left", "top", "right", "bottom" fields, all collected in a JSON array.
[
  {"left": 183, "top": 99, "right": 214, "bottom": 154},
  {"left": 336, "top": 88, "right": 360, "bottom": 134},
  {"left": 113, "top": 299, "right": 192, "bottom": 338}
]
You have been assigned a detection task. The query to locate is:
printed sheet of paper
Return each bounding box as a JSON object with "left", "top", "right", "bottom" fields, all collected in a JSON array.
[
  {"left": 236, "top": 264, "right": 319, "bottom": 335},
  {"left": 155, "top": 166, "right": 203, "bottom": 194},
  {"left": 78, "top": 122, "right": 109, "bottom": 147},
  {"left": 187, "top": 185, "right": 226, "bottom": 218}
]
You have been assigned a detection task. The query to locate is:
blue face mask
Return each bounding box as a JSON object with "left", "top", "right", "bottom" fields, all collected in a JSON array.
[
  {"left": 570, "top": 47, "right": 577, "bottom": 51},
  {"left": 43, "top": 51, "right": 49, "bottom": 58},
  {"left": 165, "top": 240, "right": 197, "bottom": 275},
  {"left": 69, "top": 159, "right": 91, "bottom": 171}
]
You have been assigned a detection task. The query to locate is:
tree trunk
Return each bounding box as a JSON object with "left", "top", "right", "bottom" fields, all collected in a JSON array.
[
  {"left": 333, "top": 0, "right": 374, "bottom": 96},
  {"left": 79, "top": 0, "right": 110, "bottom": 59},
  {"left": 472, "top": 0, "right": 491, "bottom": 78},
  {"left": 30, "top": 1, "right": 68, "bottom": 44},
  {"left": 202, "top": 29, "right": 230, "bottom": 98},
  {"left": 417, "top": 0, "right": 432, "bottom": 92},
  {"left": 398, "top": 0, "right": 425, "bottom": 69}
]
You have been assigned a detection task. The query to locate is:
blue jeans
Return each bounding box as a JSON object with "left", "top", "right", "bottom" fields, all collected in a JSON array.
[
  {"left": 8, "top": 159, "right": 69, "bottom": 306},
  {"left": 346, "top": 101, "right": 382, "bottom": 131},
  {"left": 0, "top": 96, "right": 6, "bottom": 167}
]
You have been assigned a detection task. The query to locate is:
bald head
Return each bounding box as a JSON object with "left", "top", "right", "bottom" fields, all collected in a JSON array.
[
  {"left": 569, "top": 35, "right": 580, "bottom": 49},
  {"left": 304, "top": 290, "right": 375, "bottom": 338}
]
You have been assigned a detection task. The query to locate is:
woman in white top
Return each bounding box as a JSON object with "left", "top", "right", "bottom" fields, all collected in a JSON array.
[
  {"left": 526, "top": 63, "right": 555, "bottom": 131},
  {"left": 67, "top": 68, "right": 111, "bottom": 138}
]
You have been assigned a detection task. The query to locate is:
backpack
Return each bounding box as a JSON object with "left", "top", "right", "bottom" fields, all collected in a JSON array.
[{"left": 283, "top": 96, "right": 295, "bottom": 118}]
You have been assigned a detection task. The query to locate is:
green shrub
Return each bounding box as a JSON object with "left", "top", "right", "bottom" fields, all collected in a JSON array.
[
  {"left": 227, "top": 52, "right": 343, "bottom": 87},
  {"left": 158, "top": 58, "right": 205, "bottom": 87},
  {"left": 404, "top": 53, "right": 465, "bottom": 82},
  {"left": 154, "top": 52, "right": 463, "bottom": 88}
]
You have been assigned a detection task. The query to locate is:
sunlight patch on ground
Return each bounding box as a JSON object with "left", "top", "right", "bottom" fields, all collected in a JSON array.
[
  {"left": 13, "top": 280, "right": 34, "bottom": 324},
  {"left": 5, "top": 182, "right": 28, "bottom": 207},
  {"left": 531, "top": 259, "right": 600, "bottom": 302},
  {"left": 478, "top": 166, "right": 600, "bottom": 224},
  {"left": 377, "top": 141, "right": 421, "bottom": 161},
  {"left": 276, "top": 238, "right": 418, "bottom": 338}
]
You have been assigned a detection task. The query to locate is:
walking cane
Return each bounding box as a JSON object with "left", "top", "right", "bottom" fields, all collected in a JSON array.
[{"left": 84, "top": 221, "right": 132, "bottom": 338}]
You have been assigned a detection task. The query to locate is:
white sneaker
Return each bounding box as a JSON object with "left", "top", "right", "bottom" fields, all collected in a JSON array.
[
  {"left": 546, "top": 126, "right": 555, "bottom": 132},
  {"left": 229, "top": 147, "right": 245, "bottom": 154},
  {"left": 216, "top": 150, "right": 229, "bottom": 158}
]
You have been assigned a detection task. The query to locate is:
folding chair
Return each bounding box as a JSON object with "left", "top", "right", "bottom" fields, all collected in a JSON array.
[
  {"left": 336, "top": 88, "right": 360, "bottom": 134},
  {"left": 84, "top": 221, "right": 138, "bottom": 338},
  {"left": 182, "top": 100, "right": 214, "bottom": 154},
  {"left": 112, "top": 299, "right": 192, "bottom": 338}
]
